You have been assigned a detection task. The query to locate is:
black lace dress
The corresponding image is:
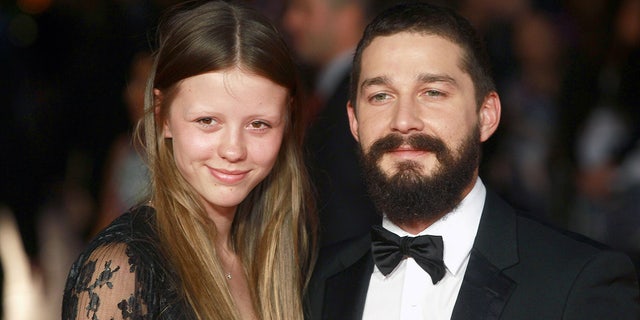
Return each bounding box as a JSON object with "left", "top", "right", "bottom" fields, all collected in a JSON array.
[{"left": 62, "top": 205, "right": 196, "bottom": 319}]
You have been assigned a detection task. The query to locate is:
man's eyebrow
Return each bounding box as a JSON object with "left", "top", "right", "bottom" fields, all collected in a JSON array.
[
  {"left": 360, "top": 76, "right": 390, "bottom": 91},
  {"left": 360, "top": 73, "right": 458, "bottom": 92},
  {"left": 417, "top": 73, "right": 458, "bottom": 87}
]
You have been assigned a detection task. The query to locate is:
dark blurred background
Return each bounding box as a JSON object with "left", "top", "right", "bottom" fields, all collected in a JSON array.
[{"left": 0, "top": 0, "right": 638, "bottom": 318}]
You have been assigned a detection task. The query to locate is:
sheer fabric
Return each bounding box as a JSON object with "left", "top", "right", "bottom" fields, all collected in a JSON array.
[{"left": 62, "top": 206, "right": 196, "bottom": 319}]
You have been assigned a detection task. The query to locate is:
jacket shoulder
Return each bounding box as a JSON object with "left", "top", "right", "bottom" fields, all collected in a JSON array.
[
  {"left": 480, "top": 192, "right": 639, "bottom": 319},
  {"left": 314, "top": 232, "right": 372, "bottom": 279}
]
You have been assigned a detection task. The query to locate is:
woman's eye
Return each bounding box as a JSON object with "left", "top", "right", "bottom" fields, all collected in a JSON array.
[
  {"left": 248, "top": 121, "right": 271, "bottom": 130},
  {"left": 196, "top": 117, "right": 217, "bottom": 127}
]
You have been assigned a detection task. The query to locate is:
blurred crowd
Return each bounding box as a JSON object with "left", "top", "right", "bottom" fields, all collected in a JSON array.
[{"left": 0, "top": 0, "right": 638, "bottom": 318}]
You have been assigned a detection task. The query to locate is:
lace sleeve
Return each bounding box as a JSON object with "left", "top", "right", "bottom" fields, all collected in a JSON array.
[{"left": 63, "top": 243, "right": 148, "bottom": 319}]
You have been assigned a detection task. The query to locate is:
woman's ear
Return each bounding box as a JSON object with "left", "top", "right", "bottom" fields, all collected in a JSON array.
[
  {"left": 154, "top": 89, "right": 172, "bottom": 138},
  {"left": 478, "top": 92, "right": 501, "bottom": 142}
]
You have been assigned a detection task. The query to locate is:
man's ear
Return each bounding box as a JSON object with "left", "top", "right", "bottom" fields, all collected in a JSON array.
[
  {"left": 346, "top": 100, "right": 359, "bottom": 142},
  {"left": 479, "top": 92, "right": 501, "bottom": 142},
  {"left": 154, "top": 89, "right": 172, "bottom": 138}
]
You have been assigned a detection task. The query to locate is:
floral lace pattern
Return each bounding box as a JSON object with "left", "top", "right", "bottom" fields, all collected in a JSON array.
[
  {"left": 80, "top": 259, "right": 122, "bottom": 318},
  {"left": 62, "top": 206, "right": 195, "bottom": 320}
]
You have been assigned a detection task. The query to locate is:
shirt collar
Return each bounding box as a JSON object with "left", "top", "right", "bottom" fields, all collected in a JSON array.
[{"left": 382, "top": 177, "right": 486, "bottom": 276}]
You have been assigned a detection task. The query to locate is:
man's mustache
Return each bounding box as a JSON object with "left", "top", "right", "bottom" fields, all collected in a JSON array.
[{"left": 367, "top": 133, "right": 447, "bottom": 162}]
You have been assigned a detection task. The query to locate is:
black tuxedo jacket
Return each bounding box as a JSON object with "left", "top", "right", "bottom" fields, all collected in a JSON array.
[{"left": 305, "top": 191, "right": 640, "bottom": 319}]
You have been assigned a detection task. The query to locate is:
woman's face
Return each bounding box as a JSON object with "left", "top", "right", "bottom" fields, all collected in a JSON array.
[{"left": 161, "top": 68, "right": 288, "bottom": 217}]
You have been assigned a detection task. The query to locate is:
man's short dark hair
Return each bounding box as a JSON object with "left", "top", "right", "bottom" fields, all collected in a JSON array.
[{"left": 349, "top": 2, "right": 495, "bottom": 108}]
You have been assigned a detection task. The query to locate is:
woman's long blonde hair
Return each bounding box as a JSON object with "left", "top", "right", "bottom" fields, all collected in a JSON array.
[{"left": 136, "top": 1, "right": 317, "bottom": 318}]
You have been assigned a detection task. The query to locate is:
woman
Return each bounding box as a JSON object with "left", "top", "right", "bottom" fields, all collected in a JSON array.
[{"left": 62, "top": 1, "right": 317, "bottom": 319}]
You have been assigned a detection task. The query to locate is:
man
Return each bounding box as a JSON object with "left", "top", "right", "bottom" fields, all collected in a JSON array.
[
  {"left": 283, "top": 0, "right": 381, "bottom": 246},
  {"left": 305, "top": 3, "right": 640, "bottom": 319}
]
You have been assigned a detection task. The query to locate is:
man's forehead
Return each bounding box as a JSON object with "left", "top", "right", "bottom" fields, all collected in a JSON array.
[{"left": 359, "top": 33, "right": 466, "bottom": 78}]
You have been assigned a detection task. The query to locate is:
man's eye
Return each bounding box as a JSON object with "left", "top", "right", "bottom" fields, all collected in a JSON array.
[
  {"left": 370, "top": 93, "right": 390, "bottom": 103},
  {"left": 425, "top": 90, "right": 443, "bottom": 97}
]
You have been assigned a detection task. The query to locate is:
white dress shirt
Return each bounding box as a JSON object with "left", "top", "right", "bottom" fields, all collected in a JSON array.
[{"left": 362, "top": 178, "right": 486, "bottom": 320}]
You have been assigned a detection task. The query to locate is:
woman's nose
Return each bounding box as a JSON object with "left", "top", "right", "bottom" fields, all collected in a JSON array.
[{"left": 218, "top": 129, "right": 247, "bottom": 162}]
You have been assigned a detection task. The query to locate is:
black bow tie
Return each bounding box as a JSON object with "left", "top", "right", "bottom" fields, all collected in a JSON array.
[{"left": 371, "top": 225, "right": 446, "bottom": 284}]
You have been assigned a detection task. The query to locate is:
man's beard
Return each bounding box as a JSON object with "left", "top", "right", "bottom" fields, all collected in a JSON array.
[{"left": 359, "top": 128, "right": 481, "bottom": 227}]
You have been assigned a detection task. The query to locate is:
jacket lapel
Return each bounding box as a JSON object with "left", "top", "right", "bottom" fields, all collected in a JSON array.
[
  {"left": 306, "top": 234, "right": 373, "bottom": 320},
  {"left": 451, "top": 191, "right": 519, "bottom": 320},
  {"left": 323, "top": 251, "right": 374, "bottom": 320}
]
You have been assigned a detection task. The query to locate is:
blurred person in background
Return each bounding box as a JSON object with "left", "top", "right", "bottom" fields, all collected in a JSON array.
[
  {"left": 568, "top": 0, "right": 640, "bottom": 269},
  {"left": 557, "top": 0, "right": 623, "bottom": 212},
  {"left": 483, "top": 9, "right": 565, "bottom": 223},
  {"left": 62, "top": 1, "right": 316, "bottom": 319},
  {"left": 91, "top": 50, "right": 153, "bottom": 236},
  {"left": 456, "top": 0, "right": 530, "bottom": 91},
  {"left": 282, "top": 0, "right": 412, "bottom": 247},
  {"left": 0, "top": 206, "right": 46, "bottom": 320}
]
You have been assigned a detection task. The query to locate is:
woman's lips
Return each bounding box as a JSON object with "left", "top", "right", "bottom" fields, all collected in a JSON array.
[{"left": 209, "top": 167, "right": 249, "bottom": 184}]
